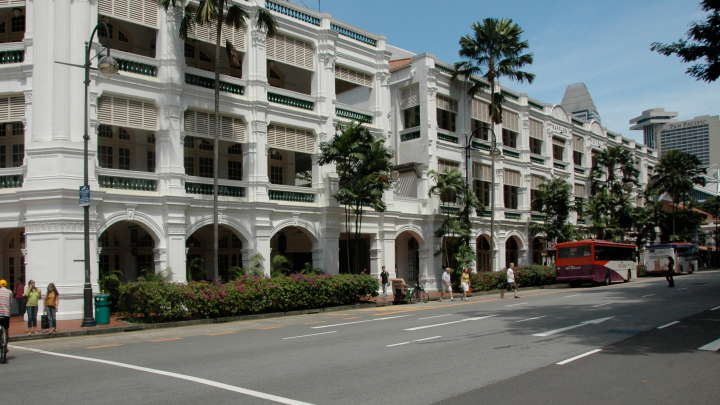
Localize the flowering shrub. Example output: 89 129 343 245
118 274 378 322
469 265 556 291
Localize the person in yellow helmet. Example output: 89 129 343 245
0 279 11 336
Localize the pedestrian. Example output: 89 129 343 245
14 278 25 317
460 267 471 301
24 280 41 335
0 279 11 338
442 267 453 301
666 256 675 288
380 266 390 297
44 283 59 334
506 263 519 298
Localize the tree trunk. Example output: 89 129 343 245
211 0 224 283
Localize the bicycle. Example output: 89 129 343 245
407 284 429 304
0 323 8 364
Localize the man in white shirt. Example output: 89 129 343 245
506 263 519 298
442 267 453 301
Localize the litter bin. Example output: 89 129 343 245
94 294 111 325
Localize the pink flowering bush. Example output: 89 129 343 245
118 274 378 321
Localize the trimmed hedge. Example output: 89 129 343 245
117 274 378 322
470 265 556 292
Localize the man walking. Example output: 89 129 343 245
442 267 453 301
506 263 519 298
380 266 390 297
666 257 675 288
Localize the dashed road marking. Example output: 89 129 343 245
710 305 720 311
10 345 315 405
282 331 337 340
387 336 442 348
207 331 235 336
418 314 453 320
657 321 680 329
698 337 720 351
150 337 182 343
533 316 614 337
641 294 656 298
515 316 546 323
556 349 602 365
386 341 411 348
592 302 612 308
563 294 580 298
87 344 123 350
312 315 409 329
506 302 528 307
404 315 495 331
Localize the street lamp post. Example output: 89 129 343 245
80 24 118 327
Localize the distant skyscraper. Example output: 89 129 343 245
659 115 720 167
629 108 678 150
560 83 601 123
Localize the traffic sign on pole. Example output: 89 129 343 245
79 185 91 207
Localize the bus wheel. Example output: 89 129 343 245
604 273 611 286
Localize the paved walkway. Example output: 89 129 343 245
7 315 128 338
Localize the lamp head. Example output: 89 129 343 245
98 54 119 77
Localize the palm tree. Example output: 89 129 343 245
649 150 706 240
160 1 276 282
428 168 468 267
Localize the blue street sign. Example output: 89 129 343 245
79 185 91 207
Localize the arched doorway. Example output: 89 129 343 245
532 237 546 265
395 231 421 285
186 225 243 282
98 221 156 282
505 236 520 268
476 235 491 272
442 236 462 270
0 228 25 293
271 226 313 274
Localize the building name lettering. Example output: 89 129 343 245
665 120 707 131
547 123 570 136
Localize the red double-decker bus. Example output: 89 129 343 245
556 240 637 286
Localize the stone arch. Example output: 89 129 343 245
186 216 253 248
476 234 492 272
97 211 164 248
504 235 523 268
186 223 246 282
97 219 159 282
531 236 547 265
271 225 316 274
270 218 319 242
589 120 603 136
394 225 425 243
395 230 422 285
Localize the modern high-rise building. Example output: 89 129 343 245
560 83 602 123
0 0 658 320
629 108 678 151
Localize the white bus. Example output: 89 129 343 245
644 243 698 274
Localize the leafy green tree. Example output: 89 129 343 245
428 168 475 267
701 195 720 250
529 178 574 244
649 149 706 240
586 146 639 241
161 0 276 281
650 0 720 82
319 122 393 273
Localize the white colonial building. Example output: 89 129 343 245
0 0 658 319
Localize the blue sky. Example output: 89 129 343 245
297 0 717 142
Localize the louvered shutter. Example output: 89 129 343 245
504 169 521 187
438 159 459 173
471 99 490 123
472 162 491 182
267 124 314 154
0 0 25 6
573 135 585 152
0 95 24 123
266 33 313 70
97 95 157 130
574 183 586 198
186 18 246 51
400 85 419 109
98 0 158 29
502 110 519 132
184 110 247 143
436 95 457 112
529 120 543 139
553 137 565 147
531 175 546 190
335 65 373 88
395 171 417 198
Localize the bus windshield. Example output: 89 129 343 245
558 245 591 259
595 245 635 261
677 246 697 257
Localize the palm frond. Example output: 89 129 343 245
225 4 249 29
195 0 217 25
257 8 277 37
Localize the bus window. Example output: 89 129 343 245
558 245 591 258
677 247 697 257
595 246 635 261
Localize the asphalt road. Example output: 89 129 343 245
3 271 720 405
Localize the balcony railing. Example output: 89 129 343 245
116 58 157 77
472 141 491 151
400 131 420 142
0 49 24 65
476 209 491 217
554 161 568 170
574 167 586 175
531 213 546 222
438 133 459 144
185 73 245 95
265 0 321 25
98 175 157 191
336 107 372 124
504 211 521 220
530 155 545 164
185 182 245 197
269 189 316 203
0 174 22 188
503 148 520 158
267 91 314 110
330 23 377 46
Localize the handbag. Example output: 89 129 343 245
41 311 49 330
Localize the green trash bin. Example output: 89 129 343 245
94 294 111 325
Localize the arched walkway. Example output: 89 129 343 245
98 221 156 282
505 236 521 268
476 235 491 272
0 228 25 292
271 226 314 274
531 236 546 265
395 231 421 285
186 225 244 282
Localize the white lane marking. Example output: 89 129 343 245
505 302 528 307
592 302 612 308
533 316 614 337
404 315 495 331
10 345 314 405
641 294 656 298
556 349 602 365
710 305 720 311
386 336 442 348
563 294 580 298
418 314 453 320
698 337 720 351
414 336 442 342
679 288 688 291
282 331 337 340
657 321 680 329
311 315 408 329
515 316 546 323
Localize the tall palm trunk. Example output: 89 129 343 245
212 0 224 282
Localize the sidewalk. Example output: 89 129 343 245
7 315 129 339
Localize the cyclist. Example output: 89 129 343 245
0 279 11 348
